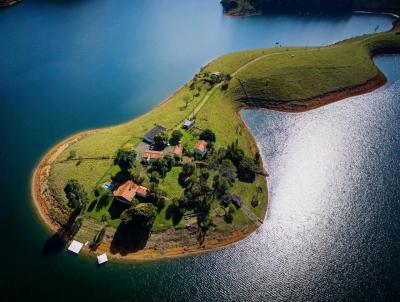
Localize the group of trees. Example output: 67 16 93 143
225 141 258 182
221 0 400 14
154 129 183 149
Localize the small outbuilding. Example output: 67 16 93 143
172 145 183 157
143 150 164 161
182 119 195 130
143 125 166 144
68 240 84 254
97 253 108 265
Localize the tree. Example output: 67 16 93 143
69 216 83 236
226 142 244 166
237 156 258 182
224 204 236 223
200 128 216 142
182 162 196 177
114 149 137 171
64 179 88 210
121 203 157 228
212 175 229 197
151 157 171 178
169 130 183 146
149 171 160 184
91 226 106 249
153 131 168 149
254 151 261 165
219 159 236 185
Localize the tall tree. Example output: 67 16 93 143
114 149 137 171
64 179 88 210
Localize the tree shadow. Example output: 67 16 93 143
110 222 150 256
95 193 112 211
42 230 67 255
42 208 81 256
108 199 129 220
87 198 97 212
111 170 130 184
165 204 183 226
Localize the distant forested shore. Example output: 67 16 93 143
221 0 400 16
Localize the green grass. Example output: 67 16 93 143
46 28 399 237
227 30 400 104
159 167 184 198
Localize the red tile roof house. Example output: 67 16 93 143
172 145 183 157
143 150 164 162
194 140 208 159
113 180 149 205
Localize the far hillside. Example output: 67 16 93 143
221 0 400 16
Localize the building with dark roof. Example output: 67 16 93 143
143 125 166 144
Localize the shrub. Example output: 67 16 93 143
251 196 259 207
200 128 216 142
67 150 77 160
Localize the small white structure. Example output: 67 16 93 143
97 253 108 265
68 240 84 254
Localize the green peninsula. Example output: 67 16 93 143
33 26 400 260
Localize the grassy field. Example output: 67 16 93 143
47 27 399 241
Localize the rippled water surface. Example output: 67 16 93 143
0 0 399 301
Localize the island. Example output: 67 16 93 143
220 0 400 16
32 22 400 261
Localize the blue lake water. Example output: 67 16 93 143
0 0 399 301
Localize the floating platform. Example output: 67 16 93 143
97 253 108 265
67 240 84 254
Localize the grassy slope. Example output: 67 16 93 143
48 28 399 236
228 30 400 104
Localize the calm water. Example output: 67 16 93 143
0 0 399 301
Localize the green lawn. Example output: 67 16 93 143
159 166 184 198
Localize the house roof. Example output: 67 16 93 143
172 145 183 156
143 125 166 144
114 180 138 202
136 185 149 197
114 181 149 202
194 140 208 152
143 150 164 159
